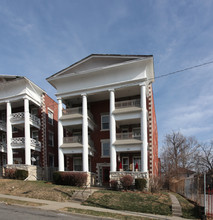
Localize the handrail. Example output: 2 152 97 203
116 132 141 140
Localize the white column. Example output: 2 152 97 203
24 98 31 165
109 89 116 172
82 94 88 172
140 83 148 173
6 101 13 165
58 98 64 171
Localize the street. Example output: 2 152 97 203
0 203 106 220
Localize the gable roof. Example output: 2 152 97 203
47 54 153 80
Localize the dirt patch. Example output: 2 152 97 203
0 179 77 202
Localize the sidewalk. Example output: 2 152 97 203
0 193 190 220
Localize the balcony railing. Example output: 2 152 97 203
29 114 41 127
116 132 141 140
63 136 82 144
11 112 40 127
11 112 24 120
30 138 41 148
11 137 41 149
11 137 25 145
0 120 6 130
63 135 94 148
115 99 140 109
62 107 94 120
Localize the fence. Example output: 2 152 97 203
170 173 213 219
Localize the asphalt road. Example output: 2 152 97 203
0 203 108 220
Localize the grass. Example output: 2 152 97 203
0 197 45 206
64 207 154 220
0 179 79 202
174 193 200 219
83 190 172 216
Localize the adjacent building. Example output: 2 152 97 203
0 75 58 180
47 54 158 185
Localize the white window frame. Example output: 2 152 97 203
101 114 109 130
122 157 129 171
73 157 82 171
48 109 54 125
101 140 110 158
48 131 54 147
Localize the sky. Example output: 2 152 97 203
0 0 213 150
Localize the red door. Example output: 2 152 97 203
102 167 110 185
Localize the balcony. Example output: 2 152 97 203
0 120 6 131
11 137 41 151
60 107 95 130
61 135 94 156
114 132 142 151
0 142 6 152
11 112 40 128
113 99 141 124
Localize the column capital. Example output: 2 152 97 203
81 93 87 97
57 97 62 101
108 89 115 92
139 82 146 87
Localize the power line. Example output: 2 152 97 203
152 60 213 81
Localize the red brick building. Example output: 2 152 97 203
47 54 159 185
0 76 58 180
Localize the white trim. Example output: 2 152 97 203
101 114 109 131
101 139 110 158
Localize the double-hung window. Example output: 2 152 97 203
101 114 109 130
101 140 110 157
48 110 54 125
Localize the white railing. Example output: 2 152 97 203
11 137 25 145
0 120 6 130
30 138 41 148
62 107 94 120
115 99 140 108
11 112 25 120
116 132 141 140
63 136 82 143
29 114 41 126
63 136 94 147
63 107 82 115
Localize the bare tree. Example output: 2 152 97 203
161 131 199 179
195 141 213 172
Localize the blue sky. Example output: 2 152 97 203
0 0 213 149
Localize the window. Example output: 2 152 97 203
133 157 141 171
49 154 54 167
122 157 129 171
101 114 109 130
48 132 54 147
12 126 19 133
73 158 82 171
101 140 110 157
48 110 53 125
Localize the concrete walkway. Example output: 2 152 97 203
0 193 189 220
169 193 182 217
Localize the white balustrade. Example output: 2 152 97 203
115 99 140 108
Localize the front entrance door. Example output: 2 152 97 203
102 167 110 185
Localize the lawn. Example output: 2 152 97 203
83 190 172 216
0 179 78 202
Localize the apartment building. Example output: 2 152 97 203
0 75 58 180
47 54 158 185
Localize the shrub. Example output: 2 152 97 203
5 168 16 179
53 171 87 186
120 175 133 190
135 178 147 191
149 177 162 193
110 180 118 190
15 169 28 180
